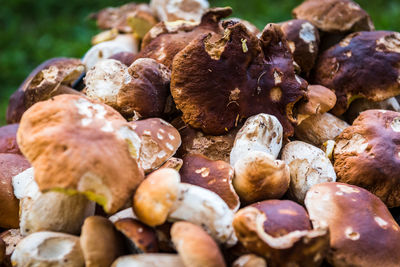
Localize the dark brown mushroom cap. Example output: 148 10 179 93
313 31 400 116
135 7 232 68
292 0 374 33
171 22 308 137
251 200 312 238
114 218 158 253
305 182 400 266
280 19 320 74
7 58 84 124
180 154 240 210
333 110 400 207
0 124 21 154
0 153 30 229
109 52 136 66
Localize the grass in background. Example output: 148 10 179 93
1 0 400 125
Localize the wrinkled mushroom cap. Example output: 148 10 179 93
313 31 400 116
150 0 209 22
292 0 374 33
171 221 226 267
0 124 21 154
305 182 400 266
334 110 400 207
17 95 144 214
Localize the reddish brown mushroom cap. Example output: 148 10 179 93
313 31 400 116
305 182 400 266
334 110 400 207
171 22 309 137
0 153 30 229
0 124 21 154
180 154 240 210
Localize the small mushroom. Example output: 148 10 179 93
0 153 30 229
12 168 95 236
133 168 180 227
6 58 84 124
129 118 181 173
305 182 400 266
11 231 84 267
17 95 144 214
230 114 283 166
150 0 209 22
313 31 400 116
80 216 124 267
114 218 158 253
171 221 226 267
233 200 329 267
232 254 267 267
111 254 184 267
0 124 21 154
0 229 23 266
334 110 400 207
85 58 171 121
180 154 240 211
280 19 320 75
282 141 336 203
233 151 290 204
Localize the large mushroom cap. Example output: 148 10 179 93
305 182 400 266
17 94 144 213
334 109 400 207
313 31 400 116
292 0 374 33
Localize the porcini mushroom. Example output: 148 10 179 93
150 0 209 22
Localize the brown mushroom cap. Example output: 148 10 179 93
0 153 30 229
17 95 144 214
129 118 181 173
334 110 400 207
80 216 124 267
171 21 310 137
7 58 84 124
305 182 400 266
0 124 21 154
280 19 320 74
292 0 374 33
171 221 227 267
150 0 209 23
114 218 158 253
180 154 240 210
109 51 136 66
313 31 400 116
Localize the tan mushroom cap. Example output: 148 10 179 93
111 254 184 267
232 254 267 267
305 182 400 266
17 94 144 214
233 151 290 204
0 153 30 229
292 0 374 33
0 124 21 154
80 216 124 267
130 118 181 173
133 168 180 227
0 229 23 266
171 221 226 267
114 218 158 253
150 0 209 22
334 110 400 207
180 154 240 210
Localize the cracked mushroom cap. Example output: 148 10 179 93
11 231 84 267
180 154 239 211
17 95 144 214
114 218 158 253
333 110 400 207
171 221 226 267
0 124 21 154
150 0 209 22
136 7 232 68
85 58 171 121
233 201 329 267
80 216 124 267
171 21 310 137
305 182 400 266
313 31 400 116
0 153 30 229
280 19 320 74
292 0 374 33
129 118 181 173
233 151 290 204
6 58 84 124
111 254 184 267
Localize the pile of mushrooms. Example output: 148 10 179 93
2 0 400 266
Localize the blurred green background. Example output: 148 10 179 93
1 0 400 125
